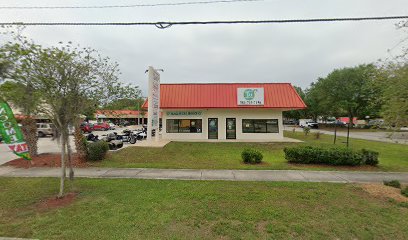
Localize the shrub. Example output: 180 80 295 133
361 149 379 166
402 187 408 197
86 141 109 161
241 149 263 164
283 146 377 166
303 127 310 136
383 180 401 189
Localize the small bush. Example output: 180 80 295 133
283 146 380 166
241 149 263 164
303 127 311 136
87 141 109 161
402 187 408 197
361 149 379 166
383 180 401 189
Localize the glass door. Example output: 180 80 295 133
208 118 218 139
226 118 236 139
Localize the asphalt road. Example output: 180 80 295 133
284 125 408 144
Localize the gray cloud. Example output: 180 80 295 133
1 0 407 94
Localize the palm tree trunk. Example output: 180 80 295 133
66 135 75 180
21 117 38 157
58 133 66 198
73 121 87 162
346 115 353 148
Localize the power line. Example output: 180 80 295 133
1 16 408 29
0 0 263 9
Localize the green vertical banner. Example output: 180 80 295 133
0 101 31 160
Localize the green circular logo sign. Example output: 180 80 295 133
244 89 256 100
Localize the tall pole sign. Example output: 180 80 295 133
147 66 160 142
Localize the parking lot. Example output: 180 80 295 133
0 125 148 165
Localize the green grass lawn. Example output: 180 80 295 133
1 178 407 239
93 131 408 172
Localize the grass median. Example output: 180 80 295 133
0 177 407 239
92 131 408 171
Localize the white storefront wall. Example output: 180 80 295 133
162 108 284 141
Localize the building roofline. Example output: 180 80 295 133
287 84 307 109
160 106 307 109
159 82 293 85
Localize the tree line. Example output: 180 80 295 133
284 63 408 129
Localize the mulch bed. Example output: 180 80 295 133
5 153 89 168
360 184 408 203
36 192 79 210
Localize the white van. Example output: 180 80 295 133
299 119 319 129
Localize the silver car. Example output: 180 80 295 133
36 123 54 137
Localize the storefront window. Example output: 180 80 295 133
266 119 279 133
166 119 202 133
179 119 192 133
254 120 267 133
242 119 279 133
242 119 254 133
167 119 179 133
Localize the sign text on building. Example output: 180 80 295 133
166 111 202 116
237 88 264 105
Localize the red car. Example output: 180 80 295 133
92 122 110 131
80 122 93 133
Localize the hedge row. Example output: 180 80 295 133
283 146 379 166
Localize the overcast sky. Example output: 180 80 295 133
1 0 407 94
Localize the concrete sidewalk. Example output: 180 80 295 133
1 166 408 183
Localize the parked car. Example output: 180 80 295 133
326 120 347 127
283 119 298 125
80 122 93 133
36 123 54 137
108 122 116 130
306 121 319 129
367 119 385 128
120 120 130 127
93 122 110 131
299 119 319 129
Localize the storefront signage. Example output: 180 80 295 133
167 111 202 116
147 66 160 141
237 88 264 105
